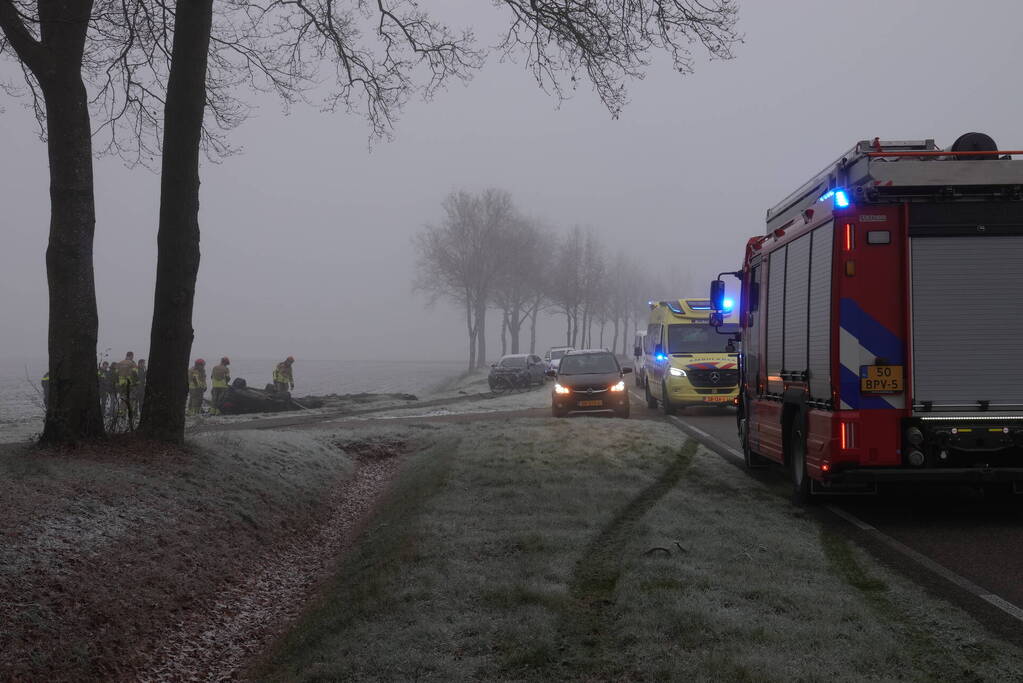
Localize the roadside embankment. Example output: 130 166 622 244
0 430 359 680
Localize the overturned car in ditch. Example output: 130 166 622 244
217 378 317 415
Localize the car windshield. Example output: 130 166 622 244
666 324 733 353
550 349 569 360
558 353 619 375
500 356 527 368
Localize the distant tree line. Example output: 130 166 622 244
414 188 671 371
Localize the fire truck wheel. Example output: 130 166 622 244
789 421 813 504
661 383 676 415
645 381 658 409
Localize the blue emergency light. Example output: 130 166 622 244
722 298 734 311
818 188 851 209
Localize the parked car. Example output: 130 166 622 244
489 354 546 392
548 349 632 418
543 346 574 373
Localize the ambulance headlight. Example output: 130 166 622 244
669 367 687 377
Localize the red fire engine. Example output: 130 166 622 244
711 133 1023 500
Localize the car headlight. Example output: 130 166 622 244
669 367 687 377
554 383 571 394
610 380 626 392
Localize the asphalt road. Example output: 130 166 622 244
628 389 1023 634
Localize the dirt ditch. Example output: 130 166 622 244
0 434 410 681
138 438 409 681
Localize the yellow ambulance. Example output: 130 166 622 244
641 299 739 414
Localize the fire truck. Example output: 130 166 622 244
710 133 1023 500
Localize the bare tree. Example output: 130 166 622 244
0 0 106 443
414 189 514 370
525 231 555 354
491 216 547 355
547 227 585 346
578 231 606 348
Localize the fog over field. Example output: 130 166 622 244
2 0 1022 362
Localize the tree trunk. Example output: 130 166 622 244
529 308 538 354
465 299 476 371
33 1 105 445
500 309 508 356
475 304 488 368
38 74 104 444
139 0 214 443
509 308 522 354
509 318 521 354
580 307 588 347
611 318 619 354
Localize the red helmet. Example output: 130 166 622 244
221 356 230 364
196 358 205 365
286 356 295 363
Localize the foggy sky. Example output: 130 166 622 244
3 0 1022 363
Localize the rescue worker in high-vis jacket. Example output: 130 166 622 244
273 356 295 394
112 352 139 414
210 357 231 415
187 358 207 415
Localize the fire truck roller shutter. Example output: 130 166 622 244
807 224 833 400
766 248 786 384
911 234 1023 407
783 234 811 374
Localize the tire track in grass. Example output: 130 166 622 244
556 439 698 677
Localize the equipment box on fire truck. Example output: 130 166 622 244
711 133 1023 500
641 298 740 414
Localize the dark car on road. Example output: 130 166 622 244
489 354 546 392
549 349 632 418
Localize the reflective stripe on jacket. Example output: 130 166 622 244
189 367 207 390
273 363 293 384
211 364 230 388
115 359 138 386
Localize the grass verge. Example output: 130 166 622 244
254 417 1023 682
0 430 353 680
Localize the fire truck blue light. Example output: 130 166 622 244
723 298 734 310
834 190 850 208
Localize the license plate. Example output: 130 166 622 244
578 400 603 407
704 396 732 403
860 365 904 393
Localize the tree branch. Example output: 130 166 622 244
0 0 53 75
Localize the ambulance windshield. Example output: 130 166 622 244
667 324 732 354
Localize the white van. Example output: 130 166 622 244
543 346 574 373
